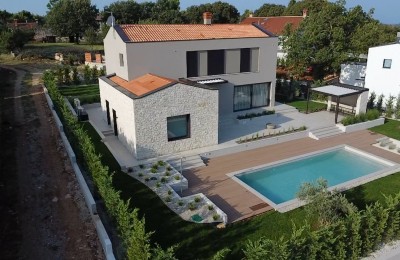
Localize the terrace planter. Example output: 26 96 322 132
336 117 385 133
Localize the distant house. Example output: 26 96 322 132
241 9 307 59
99 12 278 159
364 32 400 101
6 19 38 31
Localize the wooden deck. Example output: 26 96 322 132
182 130 400 223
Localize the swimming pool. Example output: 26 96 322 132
228 145 398 212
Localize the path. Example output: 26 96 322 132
0 65 104 259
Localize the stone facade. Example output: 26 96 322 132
133 83 218 159
99 79 218 160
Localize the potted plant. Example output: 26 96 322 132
266 123 276 129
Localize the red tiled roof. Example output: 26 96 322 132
109 73 177 97
118 24 270 42
241 16 304 35
6 22 38 30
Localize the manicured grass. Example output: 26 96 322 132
369 119 400 140
287 100 327 113
59 84 100 104
79 121 400 259
59 84 99 96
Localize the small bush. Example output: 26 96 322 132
150 168 157 174
168 190 173 195
167 166 172 171
161 177 167 183
156 182 161 188
145 177 150 182
165 196 171 202
194 197 201 203
165 171 170 176
208 205 214 211
139 164 144 169
174 175 180 180
341 109 380 126
151 164 158 170
178 200 184 206
158 160 166 166
138 173 143 177
188 202 197 211
213 214 220 221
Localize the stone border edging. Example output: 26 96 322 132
43 86 115 260
336 117 385 133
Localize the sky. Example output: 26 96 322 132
0 0 399 24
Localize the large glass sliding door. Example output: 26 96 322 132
233 85 251 111
234 82 271 111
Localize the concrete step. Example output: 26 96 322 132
102 129 114 136
275 107 298 114
309 125 344 140
167 155 206 171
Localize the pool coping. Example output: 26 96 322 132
227 145 400 213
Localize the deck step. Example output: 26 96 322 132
102 129 114 136
309 125 344 140
167 154 206 171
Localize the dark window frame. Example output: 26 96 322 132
167 114 191 142
207 49 225 76
119 53 124 67
383 59 392 69
233 83 271 112
240 48 251 72
186 51 198 77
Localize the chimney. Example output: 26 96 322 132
302 8 308 18
249 13 253 18
203 12 212 25
397 32 400 43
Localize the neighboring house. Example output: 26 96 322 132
6 19 38 31
241 9 307 59
339 62 366 87
364 33 400 101
99 13 278 160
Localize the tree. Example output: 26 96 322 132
284 1 348 79
0 28 34 53
103 0 141 24
254 4 285 17
84 27 100 49
152 0 183 24
47 0 61 10
46 0 98 43
367 92 376 109
284 0 329 16
297 178 357 226
183 1 239 24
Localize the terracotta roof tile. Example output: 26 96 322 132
109 73 177 97
118 24 269 42
241 16 304 35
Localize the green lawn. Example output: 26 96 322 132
59 84 100 104
286 100 327 113
79 120 400 259
369 119 400 140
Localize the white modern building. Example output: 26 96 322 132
365 34 400 101
339 63 366 87
99 13 278 160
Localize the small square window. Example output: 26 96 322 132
167 115 190 141
119 53 124 67
383 59 392 69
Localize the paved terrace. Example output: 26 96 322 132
182 130 400 222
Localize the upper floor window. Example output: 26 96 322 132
383 59 392 69
119 53 124 67
186 48 259 77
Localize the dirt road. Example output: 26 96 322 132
0 65 104 260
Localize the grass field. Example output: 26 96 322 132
287 100 327 113
78 119 400 259
59 84 100 104
369 119 400 140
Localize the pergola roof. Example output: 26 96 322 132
312 85 363 97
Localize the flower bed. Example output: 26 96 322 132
237 126 307 144
128 161 227 224
236 110 275 120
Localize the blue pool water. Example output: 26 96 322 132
236 148 388 204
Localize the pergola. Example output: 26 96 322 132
306 85 369 123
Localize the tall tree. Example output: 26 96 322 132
284 0 329 16
152 0 182 24
183 1 239 24
254 4 285 17
240 9 252 22
46 0 98 43
103 0 141 24
284 1 348 79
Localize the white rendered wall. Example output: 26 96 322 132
133 83 219 160
365 44 400 100
103 27 128 80
340 63 366 87
356 91 369 115
123 37 278 108
99 79 137 155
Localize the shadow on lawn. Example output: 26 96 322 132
344 185 369 210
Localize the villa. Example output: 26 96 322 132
99 13 278 160
364 32 400 101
